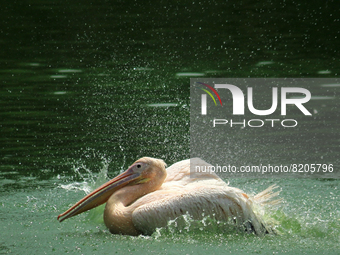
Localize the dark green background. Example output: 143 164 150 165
1 0 339 179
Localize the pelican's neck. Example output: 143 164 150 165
104 169 166 235
110 183 153 207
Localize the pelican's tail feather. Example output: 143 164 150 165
254 185 282 207
250 185 282 235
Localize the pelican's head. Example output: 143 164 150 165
57 157 167 222
136 156 167 181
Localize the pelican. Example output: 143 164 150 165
58 157 280 236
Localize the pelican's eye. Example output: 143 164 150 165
133 162 147 172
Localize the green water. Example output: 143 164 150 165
1 1 340 254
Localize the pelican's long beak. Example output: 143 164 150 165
57 167 141 222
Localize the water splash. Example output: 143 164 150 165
59 157 112 224
152 212 249 240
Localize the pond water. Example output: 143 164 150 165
1 1 339 254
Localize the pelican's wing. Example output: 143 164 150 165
131 184 269 236
164 158 227 185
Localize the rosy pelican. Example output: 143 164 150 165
58 157 279 236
